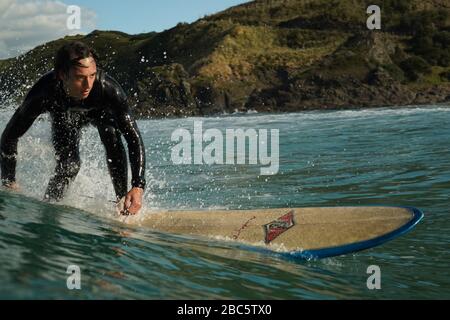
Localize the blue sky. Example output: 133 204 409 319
0 0 250 59
61 0 251 34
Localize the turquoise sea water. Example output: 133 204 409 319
0 105 449 299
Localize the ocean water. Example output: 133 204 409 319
0 105 449 299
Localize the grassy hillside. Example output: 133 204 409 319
0 0 449 116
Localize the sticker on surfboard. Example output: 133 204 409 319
263 210 295 244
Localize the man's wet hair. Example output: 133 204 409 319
54 41 99 76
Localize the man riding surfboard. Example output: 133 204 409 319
0 41 145 215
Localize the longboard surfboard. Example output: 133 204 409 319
129 206 423 260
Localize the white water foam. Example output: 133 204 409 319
0 111 156 219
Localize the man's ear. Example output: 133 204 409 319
57 70 67 81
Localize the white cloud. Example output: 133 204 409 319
0 0 96 59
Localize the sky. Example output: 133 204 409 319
0 0 250 59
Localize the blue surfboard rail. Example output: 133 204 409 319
238 206 424 260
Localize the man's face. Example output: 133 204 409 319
61 57 97 100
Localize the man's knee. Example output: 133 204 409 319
58 159 81 180
45 159 80 201
99 126 123 148
105 142 126 165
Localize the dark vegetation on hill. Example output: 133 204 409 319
0 0 449 117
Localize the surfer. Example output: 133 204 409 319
0 41 145 215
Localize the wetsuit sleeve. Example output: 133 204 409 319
0 86 46 185
106 78 146 189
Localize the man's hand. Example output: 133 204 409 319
123 187 144 215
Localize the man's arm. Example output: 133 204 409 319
104 75 146 213
115 110 147 189
1 86 46 186
104 75 146 190
115 110 146 215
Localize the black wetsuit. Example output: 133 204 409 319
0 70 146 200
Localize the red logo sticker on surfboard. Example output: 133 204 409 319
263 210 295 244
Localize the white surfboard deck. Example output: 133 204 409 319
121 205 423 259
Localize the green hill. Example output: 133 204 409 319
1 0 449 117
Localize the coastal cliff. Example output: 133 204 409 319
0 0 449 117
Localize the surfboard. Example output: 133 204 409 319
130 206 423 260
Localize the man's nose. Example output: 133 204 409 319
82 78 90 89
